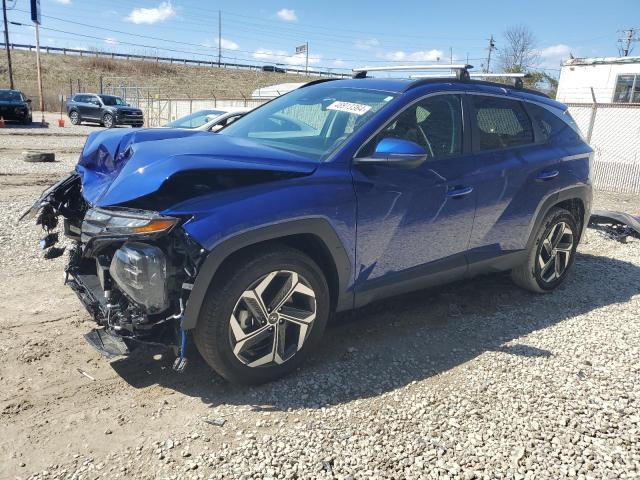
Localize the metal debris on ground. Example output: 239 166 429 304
76 368 95 381
588 210 640 243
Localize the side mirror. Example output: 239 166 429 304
354 138 428 168
26 98 32 103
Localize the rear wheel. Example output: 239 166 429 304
69 110 81 125
511 207 578 292
102 113 114 128
195 245 330 384
22 115 32 125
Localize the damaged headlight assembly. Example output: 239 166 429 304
109 242 169 313
81 207 178 241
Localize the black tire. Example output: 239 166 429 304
511 207 579 293
194 245 330 385
22 115 32 125
102 113 114 128
22 151 55 162
133 123 143 128
69 110 81 125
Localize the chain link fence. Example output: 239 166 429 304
566 101 640 194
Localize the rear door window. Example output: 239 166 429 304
472 96 534 150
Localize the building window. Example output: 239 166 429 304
613 74 640 103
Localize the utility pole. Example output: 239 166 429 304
618 28 639 57
305 41 309 76
449 46 453 64
2 0 14 89
34 20 44 122
217 10 221 67
485 34 496 73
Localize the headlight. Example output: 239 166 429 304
109 242 168 313
81 207 177 241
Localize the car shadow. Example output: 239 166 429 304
110 251 639 409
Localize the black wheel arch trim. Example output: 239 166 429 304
181 217 352 330
525 184 592 252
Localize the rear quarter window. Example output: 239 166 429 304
472 96 534 150
527 103 582 145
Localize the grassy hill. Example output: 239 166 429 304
0 49 322 111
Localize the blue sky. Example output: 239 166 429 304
4 0 639 76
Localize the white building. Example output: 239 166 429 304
556 56 640 194
556 56 640 104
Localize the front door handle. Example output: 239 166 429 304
536 169 559 181
446 186 474 199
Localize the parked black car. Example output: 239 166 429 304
0 89 32 125
262 65 286 73
66 93 144 128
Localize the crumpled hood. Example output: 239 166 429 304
77 128 318 207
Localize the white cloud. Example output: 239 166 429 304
536 44 574 68
104 37 119 45
72 46 89 51
219 38 239 51
55 0 72 4
380 49 443 62
355 38 379 50
125 2 176 25
252 48 320 66
333 59 347 67
276 8 297 21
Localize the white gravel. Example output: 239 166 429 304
0 120 638 480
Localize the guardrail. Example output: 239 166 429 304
0 42 350 78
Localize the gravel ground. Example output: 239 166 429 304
0 123 639 480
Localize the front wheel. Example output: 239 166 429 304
194 245 330 384
69 110 81 125
511 207 579 293
102 113 114 128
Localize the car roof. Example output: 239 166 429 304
307 77 565 111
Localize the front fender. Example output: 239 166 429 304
181 217 352 329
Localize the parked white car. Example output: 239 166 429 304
164 107 251 132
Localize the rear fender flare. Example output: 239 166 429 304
181 217 352 330
525 185 592 251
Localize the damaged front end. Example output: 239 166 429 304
23 173 205 369
21 127 318 370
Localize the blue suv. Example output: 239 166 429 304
24 69 592 384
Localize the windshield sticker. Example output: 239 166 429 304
383 96 394 102
326 101 372 116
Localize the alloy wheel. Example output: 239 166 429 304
538 221 574 284
229 270 316 368
70 111 79 124
103 114 113 128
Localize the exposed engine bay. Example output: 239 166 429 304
22 172 205 367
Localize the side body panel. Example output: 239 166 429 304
465 88 593 274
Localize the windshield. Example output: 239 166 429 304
0 90 22 102
165 109 225 128
220 86 396 161
99 95 126 106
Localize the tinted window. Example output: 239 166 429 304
473 96 534 150
362 94 463 158
527 103 581 145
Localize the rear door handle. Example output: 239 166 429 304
536 169 559 181
446 186 474 198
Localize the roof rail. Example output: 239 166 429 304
408 72 531 89
352 64 473 81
